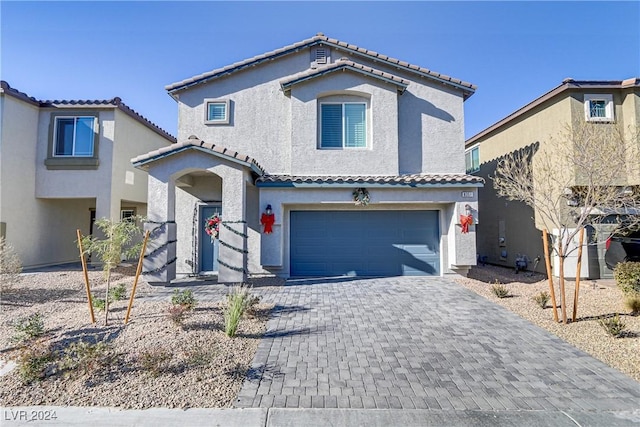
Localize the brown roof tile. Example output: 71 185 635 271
1 81 175 143
280 60 410 94
256 174 484 187
165 34 476 98
466 78 640 146
131 136 265 175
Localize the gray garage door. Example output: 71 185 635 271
290 210 440 277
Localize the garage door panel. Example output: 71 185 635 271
290 210 440 277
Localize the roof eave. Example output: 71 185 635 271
281 64 409 95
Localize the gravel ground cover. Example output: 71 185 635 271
455 264 640 383
0 267 275 409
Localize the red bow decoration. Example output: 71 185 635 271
260 213 275 234
460 214 473 234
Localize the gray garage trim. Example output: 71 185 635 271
290 210 440 277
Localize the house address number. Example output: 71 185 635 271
461 191 474 198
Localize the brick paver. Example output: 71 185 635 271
235 277 640 410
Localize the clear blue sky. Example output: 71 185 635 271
2 1 639 140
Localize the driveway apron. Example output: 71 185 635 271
236 277 640 411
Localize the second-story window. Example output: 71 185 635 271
320 102 366 148
584 94 614 122
465 146 480 173
204 99 230 124
54 116 96 157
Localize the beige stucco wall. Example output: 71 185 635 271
470 86 639 277
1 97 171 268
0 94 41 266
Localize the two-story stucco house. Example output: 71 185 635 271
133 34 483 284
465 78 640 279
0 81 175 268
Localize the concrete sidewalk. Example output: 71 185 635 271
2 406 640 427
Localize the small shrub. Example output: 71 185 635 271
245 294 262 317
185 344 218 367
0 237 22 292
138 348 172 377
92 295 108 312
533 291 551 309
171 289 197 311
109 283 127 301
61 339 112 375
224 284 253 337
624 296 640 315
599 314 627 338
12 313 45 343
17 340 54 384
491 282 510 298
167 304 188 326
614 261 640 296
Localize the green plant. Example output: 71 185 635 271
109 283 127 301
599 314 627 338
491 282 510 298
12 313 45 343
80 216 145 326
171 289 197 311
92 295 107 312
17 340 54 384
167 304 188 326
624 295 640 315
614 261 640 297
138 348 171 377
533 291 551 308
224 284 254 337
61 339 112 375
0 237 22 292
184 344 218 367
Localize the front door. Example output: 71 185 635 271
200 205 221 273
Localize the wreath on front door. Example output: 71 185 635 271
353 188 370 206
205 214 221 241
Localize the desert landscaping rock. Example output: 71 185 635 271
455 264 640 382
0 267 275 409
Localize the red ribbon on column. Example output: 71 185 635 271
460 214 473 234
260 213 275 234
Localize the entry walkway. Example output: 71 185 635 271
236 277 640 412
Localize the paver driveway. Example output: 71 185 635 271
236 277 640 411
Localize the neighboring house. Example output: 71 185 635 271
133 33 483 284
0 81 175 268
465 78 640 279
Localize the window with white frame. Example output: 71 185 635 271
120 209 136 222
320 102 367 148
204 99 230 124
465 146 480 173
584 94 614 122
53 116 96 157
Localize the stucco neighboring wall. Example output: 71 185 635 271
0 94 40 265
112 109 172 205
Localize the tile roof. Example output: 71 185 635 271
165 33 476 99
280 59 410 94
256 174 484 187
131 135 265 175
0 80 175 143
466 77 640 146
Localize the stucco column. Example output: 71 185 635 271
218 168 247 283
449 201 478 273
144 173 177 285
